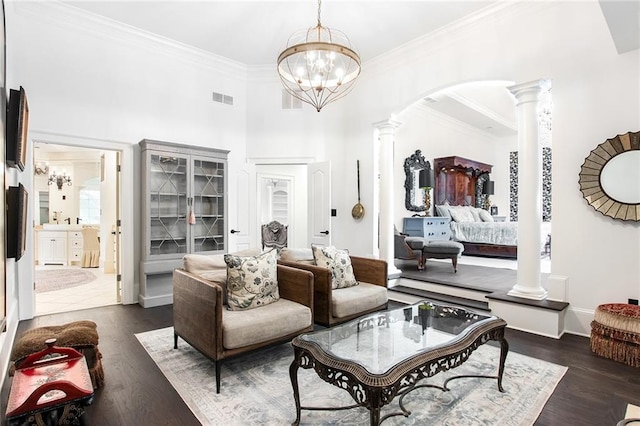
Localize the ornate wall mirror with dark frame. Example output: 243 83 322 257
403 150 431 213
579 130 640 221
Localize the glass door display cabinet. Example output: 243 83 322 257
139 140 229 307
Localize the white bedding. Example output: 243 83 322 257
450 221 551 250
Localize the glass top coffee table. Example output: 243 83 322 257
290 301 508 425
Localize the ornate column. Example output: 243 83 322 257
507 79 550 300
373 119 402 277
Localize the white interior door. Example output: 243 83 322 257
114 151 122 303
308 161 331 246
229 163 256 252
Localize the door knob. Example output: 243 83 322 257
320 230 329 235
230 229 240 234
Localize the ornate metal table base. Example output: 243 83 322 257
290 324 508 425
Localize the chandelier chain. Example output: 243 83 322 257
317 0 322 27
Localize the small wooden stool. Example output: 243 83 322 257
6 339 95 426
590 303 640 367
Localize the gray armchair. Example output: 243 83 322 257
394 231 427 269
395 231 463 272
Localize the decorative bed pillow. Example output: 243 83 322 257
224 249 279 311
449 206 475 223
478 209 494 222
435 204 452 218
311 245 359 289
469 207 482 222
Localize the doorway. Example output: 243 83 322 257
255 164 309 249
33 142 121 315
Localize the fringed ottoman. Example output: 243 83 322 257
10 320 105 389
590 303 640 367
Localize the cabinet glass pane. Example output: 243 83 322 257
149 154 188 255
150 217 187 255
192 159 225 253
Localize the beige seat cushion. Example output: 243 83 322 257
183 248 262 277
279 247 315 265
222 299 312 349
332 282 388 319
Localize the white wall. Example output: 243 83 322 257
394 103 516 230
1 0 250 386
346 1 639 334
254 1 639 335
1 1 639 389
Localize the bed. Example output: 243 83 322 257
435 204 551 258
431 156 549 258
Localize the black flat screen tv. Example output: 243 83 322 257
7 183 28 260
6 86 28 171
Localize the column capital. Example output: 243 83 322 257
372 119 403 133
508 79 551 106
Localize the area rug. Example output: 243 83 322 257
136 327 567 425
35 269 97 293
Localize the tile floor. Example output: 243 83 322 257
35 265 119 316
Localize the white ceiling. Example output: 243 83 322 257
55 1 635 137
62 1 495 65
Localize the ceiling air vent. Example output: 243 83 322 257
212 91 233 106
282 89 302 110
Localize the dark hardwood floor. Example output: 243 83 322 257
2 302 639 425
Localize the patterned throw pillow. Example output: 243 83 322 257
224 249 279 311
311 245 359 289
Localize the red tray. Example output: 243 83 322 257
6 339 94 419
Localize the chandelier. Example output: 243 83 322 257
49 171 72 190
277 0 361 112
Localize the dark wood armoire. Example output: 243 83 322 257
433 156 492 207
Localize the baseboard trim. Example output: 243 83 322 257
139 293 173 308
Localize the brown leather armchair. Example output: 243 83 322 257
173 263 314 393
279 253 388 327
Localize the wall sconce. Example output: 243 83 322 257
49 171 72 190
34 162 49 176
419 167 435 216
483 180 495 210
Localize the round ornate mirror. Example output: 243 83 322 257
579 130 640 221
403 150 430 212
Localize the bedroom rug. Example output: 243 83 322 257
35 268 97 293
136 326 567 425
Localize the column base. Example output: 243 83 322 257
388 265 402 279
507 285 548 301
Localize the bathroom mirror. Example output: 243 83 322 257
403 149 431 212
579 130 640 221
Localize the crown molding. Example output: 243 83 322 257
246 65 280 83
12 0 247 80
364 1 557 77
